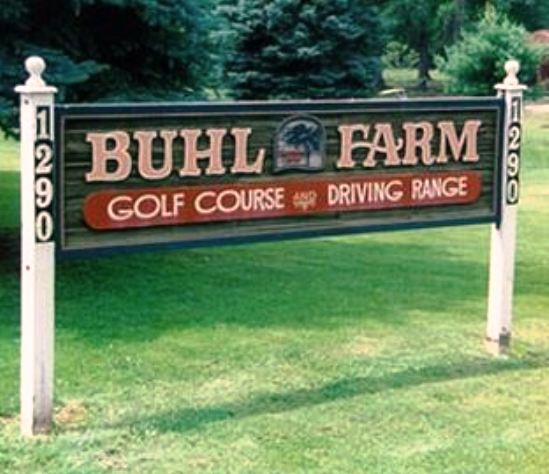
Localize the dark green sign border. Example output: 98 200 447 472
54 97 505 258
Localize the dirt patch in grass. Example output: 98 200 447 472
55 400 88 428
0 414 17 427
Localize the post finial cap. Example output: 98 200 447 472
503 59 520 86
24 56 47 87
15 55 57 94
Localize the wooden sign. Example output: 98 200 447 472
55 99 503 255
16 56 524 436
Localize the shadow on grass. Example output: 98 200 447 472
0 169 19 219
0 229 19 274
119 351 549 434
47 232 491 342
0 169 21 276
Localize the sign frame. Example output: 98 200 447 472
16 56 524 436
54 97 505 258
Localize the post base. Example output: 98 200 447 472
485 333 511 356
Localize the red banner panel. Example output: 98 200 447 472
84 171 482 230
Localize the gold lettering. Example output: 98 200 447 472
363 123 403 168
402 121 434 165
336 124 370 169
85 131 132 182
230 128 265 174
180 128 227 177
134 130 177 180
436 120 481 163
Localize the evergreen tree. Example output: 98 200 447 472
222 0 386 100
0 0 217 134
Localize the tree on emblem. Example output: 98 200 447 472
282 122 323 162
275 117 325 171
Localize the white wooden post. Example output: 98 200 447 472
486 60 526 355
15 57 57 435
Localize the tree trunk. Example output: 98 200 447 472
452 0 466 42
417 33 431 91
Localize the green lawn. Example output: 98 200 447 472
1 111 548 473
382 68 448 97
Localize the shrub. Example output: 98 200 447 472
382 41 419 69
437 8 543 96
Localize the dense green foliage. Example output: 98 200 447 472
0 0 546 133
438 9 544 96
486 0 549 32
0 0 216 133
382 41 419 69
382 0 548 89
221 0 386 99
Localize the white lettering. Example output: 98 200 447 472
106 193 186 221
328 180 404 206
411 176 468 200
194 187 285 215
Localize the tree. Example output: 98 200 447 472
502 0 549 31
465 0 549 32
221 0 386 100
382 0 520 90
437 8 543 96
384 0 448 89
0 0 217 134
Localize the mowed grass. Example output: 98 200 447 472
0 137 19 228
382 68 448 97
0 111 548 473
